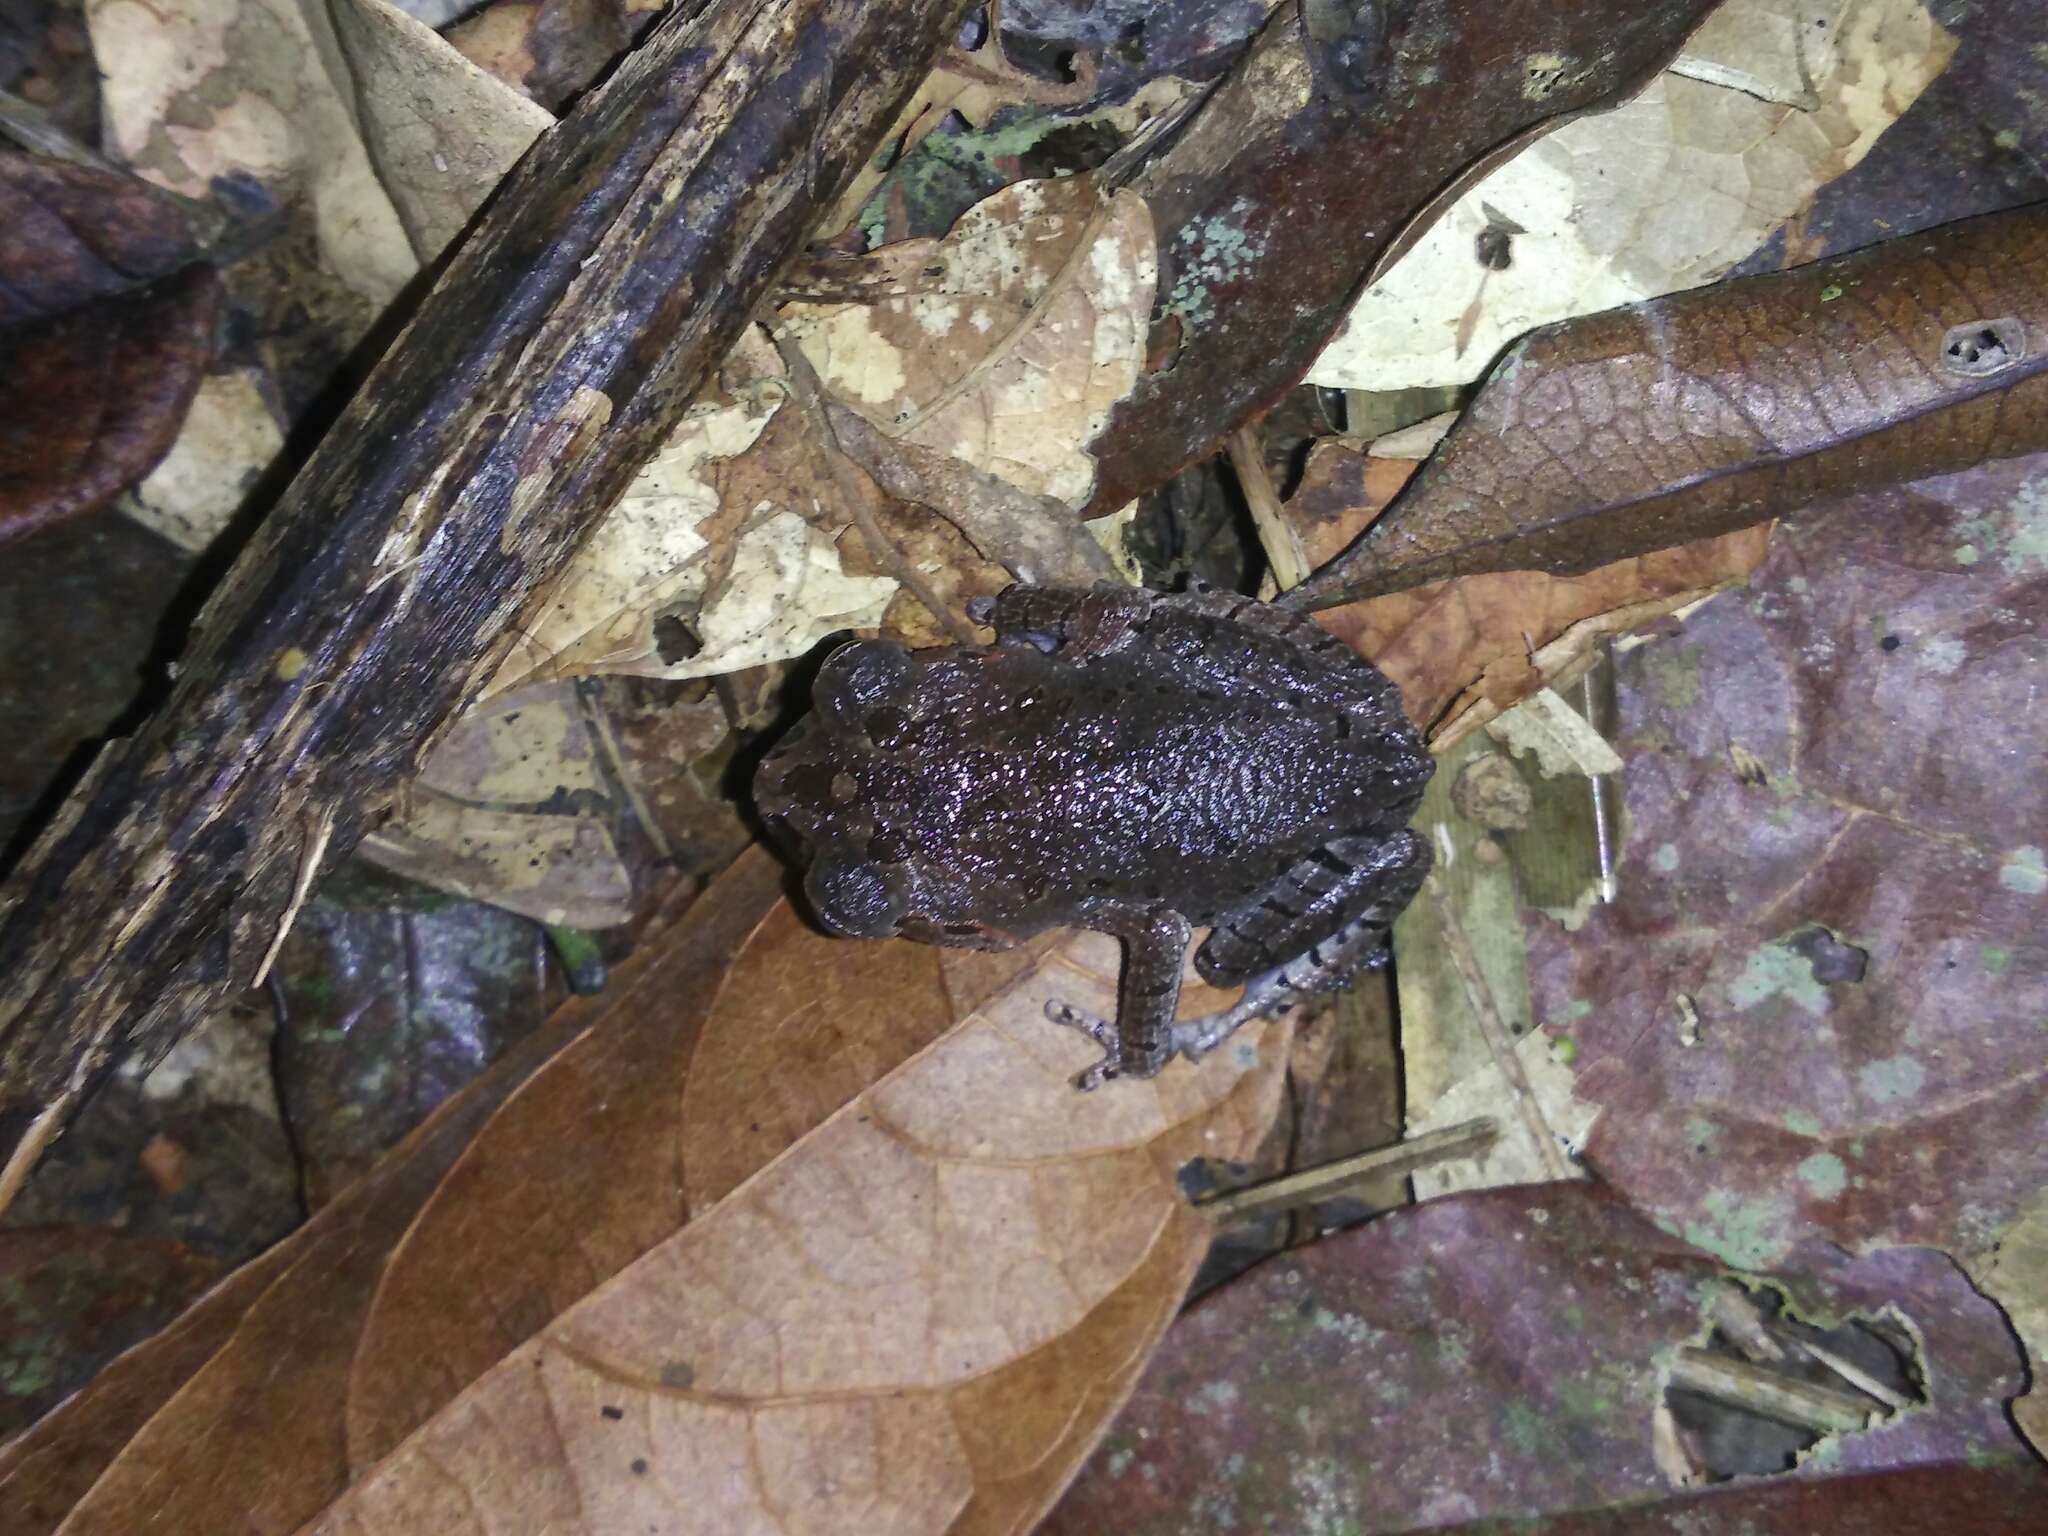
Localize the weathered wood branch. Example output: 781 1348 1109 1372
0 0 971 1201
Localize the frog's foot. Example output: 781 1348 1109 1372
1042 999 1126 1090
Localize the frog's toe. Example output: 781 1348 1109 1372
1046 997 1117 1047
1045 999 1122 1089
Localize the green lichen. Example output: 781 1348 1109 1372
1796 1152 1849 1200
1857 1055 1928 1106
1161 199 1266 334
1998 846 2047 895
1729 939 1830 1017
1679 1188 1793 1269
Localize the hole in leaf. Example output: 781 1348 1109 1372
1658 1279 1925 1484
1940 316 2026 377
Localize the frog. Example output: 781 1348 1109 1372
753 582 1434 1088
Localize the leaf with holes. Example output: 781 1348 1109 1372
1043 1183 2032 1534
1289 202 2048 609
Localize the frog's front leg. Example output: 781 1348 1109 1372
1044 905 1191 1089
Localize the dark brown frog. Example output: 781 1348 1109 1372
754 584 1433 1087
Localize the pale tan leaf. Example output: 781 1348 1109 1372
330 0 555 264
120 368 285 551
360 681 635 927
86 0 418 307
1311 0 1957 391
782 175 1157 508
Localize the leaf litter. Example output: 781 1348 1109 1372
0 853 1288 1534
5 0 2047 1530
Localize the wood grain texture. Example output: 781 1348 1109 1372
0 0 972 1197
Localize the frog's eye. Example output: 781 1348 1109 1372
805 854 907 938
864 706 912 749
820 640 914 711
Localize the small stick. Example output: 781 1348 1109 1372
1195 1117 1499 1222
771 333 977 645
1226 425 1306 593
1668 1348 1877 1434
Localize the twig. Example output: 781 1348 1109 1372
822 398 1119 586
1226 424 1306 592
1425 871 1576 1182
1668 1348 1877 1434
771 333 977 644
1195 1117 1499 1223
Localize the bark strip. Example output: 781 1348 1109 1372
0 0 970 1199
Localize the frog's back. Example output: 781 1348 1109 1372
918 607 1428 918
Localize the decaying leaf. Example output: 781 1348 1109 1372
331 0 556 263
1288 442 1771 738
0 151 221 544
1081 0 1721 515
783 172 1156 509
492 175 1153 697
1289 201 2048 608
1528 451 2048 1271
1978 1188 2048 1458
1045 1183 2032 1534
119 366 285 550
1312 0 1957 391
360 681 639 926
85 0 416 307
1 266 221 546
486 330 908 694
0 853 1288 1534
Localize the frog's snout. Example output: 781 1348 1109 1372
805 854 908 939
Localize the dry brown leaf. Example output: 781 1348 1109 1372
497 174 1157 696
1293 202 2048 608
3 852 1287 1534
1289 441 1772 739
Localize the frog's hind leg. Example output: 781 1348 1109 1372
1043 905 1192 1089
1198 831 1429 985
1177 831 1432 1061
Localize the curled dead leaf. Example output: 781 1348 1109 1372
1292 202 2048 609
1287 442 1771 740
0 151 223 544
